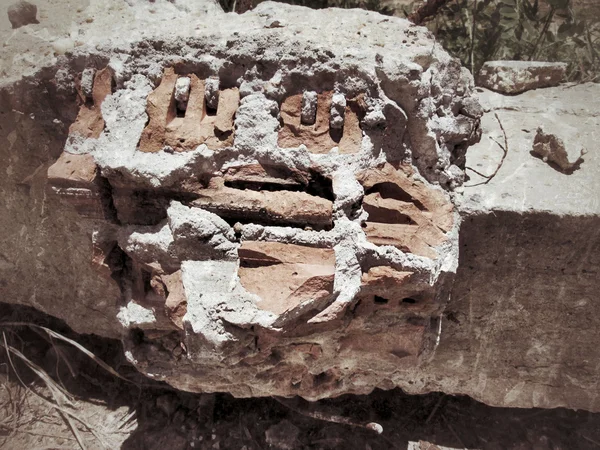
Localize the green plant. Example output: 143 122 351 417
425 0 600 81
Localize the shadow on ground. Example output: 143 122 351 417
1 302 599 450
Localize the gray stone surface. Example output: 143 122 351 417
330 92 346 129
204 77 219 110
174 76 191 111
301 90 318 126
462 84 599 216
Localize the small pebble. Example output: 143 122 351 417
7 0 39 29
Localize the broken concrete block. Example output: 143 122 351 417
9 0 600 417
532 125 585 173
3 1 490 408
478 61 567 95
450 82 600 411
7 0 39 28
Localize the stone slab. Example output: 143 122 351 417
429 83 600 411
478 61 567 95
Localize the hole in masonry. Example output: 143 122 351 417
239 258 280 269
329 126 343 143
313 370 336 387
374 296 389 304
363 203 415 225
214 129 232 141
141 269 153 294
223 169 334 201
104 244 130 296
365 182 426 210
205 105 217 117
306 169 335 201
402 298 417 304
176 106 186 118
129 328 145 345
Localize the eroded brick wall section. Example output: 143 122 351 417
40 13 476 399
139 68 239 153
278 91 365 155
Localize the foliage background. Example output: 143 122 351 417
425 0 599 81
219 0 599 81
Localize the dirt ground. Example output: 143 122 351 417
1 303 600 450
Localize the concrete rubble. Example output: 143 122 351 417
532 124 586 172
0 0 599 413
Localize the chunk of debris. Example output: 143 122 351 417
478 61 567 95
7 0 39 28
174 76 191 111
301 90 318 125
205 77 220 110
330 92 346 129
532 126 586 173
81 68 96 99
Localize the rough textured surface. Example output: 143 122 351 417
478 61 568 95
238 241 335 316
2 0 477 401
1 0 599 413
138 68 239 153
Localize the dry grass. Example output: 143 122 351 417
0 323 138 450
